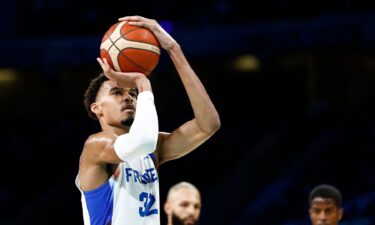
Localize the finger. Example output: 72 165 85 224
102 58 111 70
96 57 104 66
97 57 110 69
127 21 145 27
97 57 107 71
97 58 112 76
118 15 145 21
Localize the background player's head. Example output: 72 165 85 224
308 184 343 225
83 73 137 127
164 182 201 225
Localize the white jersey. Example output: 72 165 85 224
75 154 160 225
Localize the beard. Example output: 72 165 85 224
121 116 134 127
172 213 199 225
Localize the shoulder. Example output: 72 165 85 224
80 131 118 167
81 131 117 161
84 131 117 149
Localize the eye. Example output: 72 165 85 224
129 90 138 98
312 208 321 214
113 90 121 95
325 208 333 215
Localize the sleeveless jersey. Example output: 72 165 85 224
75 154 160 225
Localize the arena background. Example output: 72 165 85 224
0 0 374 224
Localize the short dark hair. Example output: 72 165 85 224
308 184 342 208
83 74 109 120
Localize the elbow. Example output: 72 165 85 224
212 117 221 133
206 115 221 135
114 132 158 161
131 131 158 157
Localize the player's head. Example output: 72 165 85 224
308 184 343 225
83 73 138 127
164 182 201 225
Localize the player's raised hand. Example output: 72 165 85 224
118 15 178 51
97 57 147 89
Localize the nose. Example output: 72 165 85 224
186 205 196 215
123 93 134 103
318 211 328 221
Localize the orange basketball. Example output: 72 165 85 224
100 21 161 76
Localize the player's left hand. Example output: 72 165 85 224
118 15 178 51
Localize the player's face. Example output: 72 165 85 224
169 188 201 225
309 198 343 225
95 81 137 127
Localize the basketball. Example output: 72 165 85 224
100 21 161 76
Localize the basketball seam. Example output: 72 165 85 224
111 36 124 53
123 27 141 36
122 28 159 46
111 35 158 53
118 47 159 54
119 50 151 74
108 37 115 50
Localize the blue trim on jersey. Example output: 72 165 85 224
148 153 158 169
83 180 114 225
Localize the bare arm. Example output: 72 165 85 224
120 16 221 165
78 132 120 191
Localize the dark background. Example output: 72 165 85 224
0 0 374 224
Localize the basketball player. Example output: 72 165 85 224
164 182 201 225
308 184 344 225
75 15 221 225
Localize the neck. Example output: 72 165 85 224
99 121 130 135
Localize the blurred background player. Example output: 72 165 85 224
308 184 344 225
164 182 201 225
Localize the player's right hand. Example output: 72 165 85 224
97 57 148 89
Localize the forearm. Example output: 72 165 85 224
167 44 221 133
114 91 158 161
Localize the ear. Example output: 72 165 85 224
308 208 313 219
164 202 173 225
91 102 101 117
338 208 344 220
164 202 172 215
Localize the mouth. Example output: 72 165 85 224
184 218 196 225
121 104 135 112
